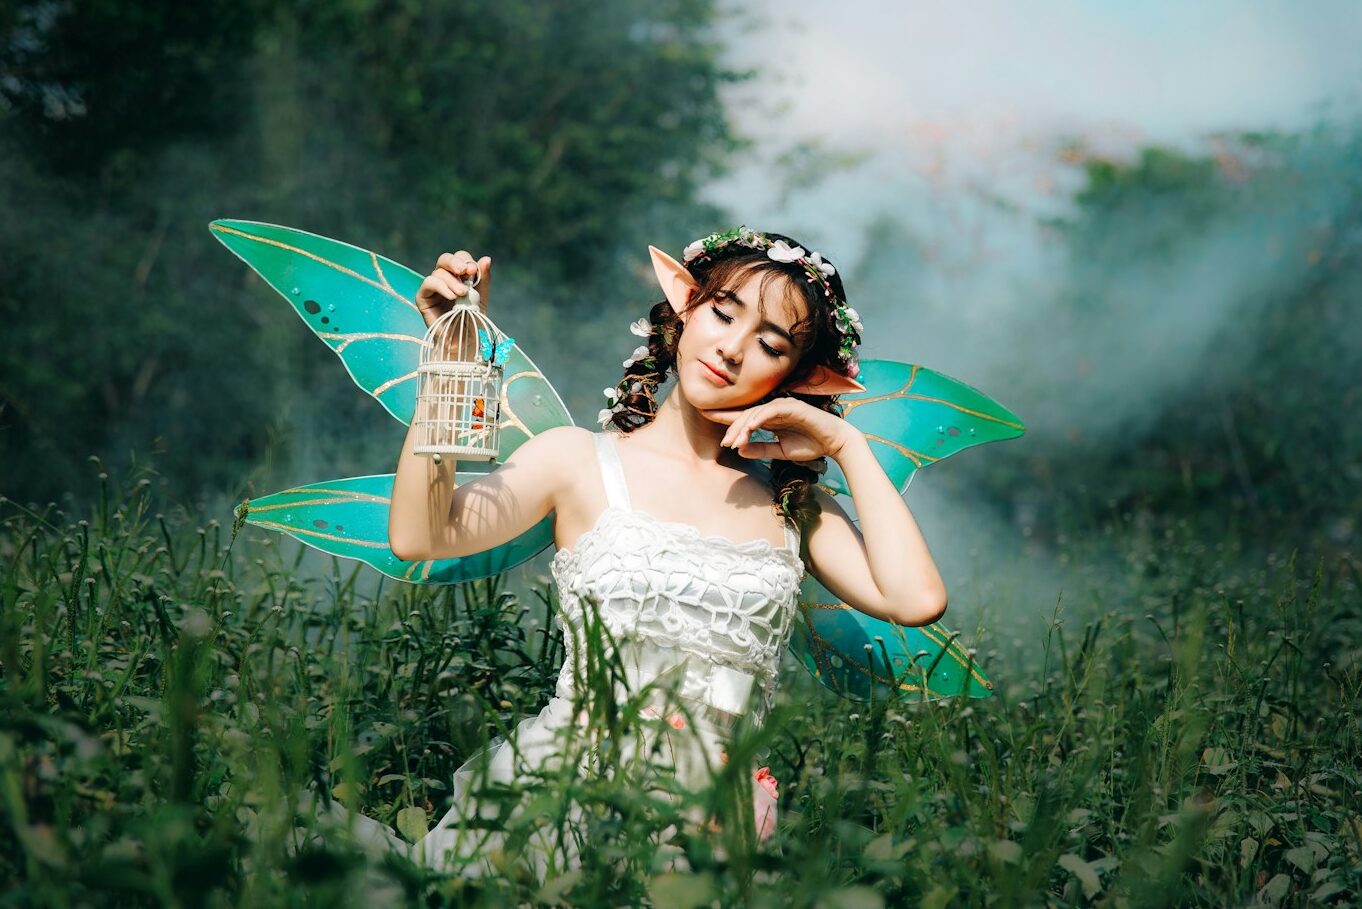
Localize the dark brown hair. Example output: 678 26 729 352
605 232 853 540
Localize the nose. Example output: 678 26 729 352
715 342 741 367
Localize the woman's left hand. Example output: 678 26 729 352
701 398 859 462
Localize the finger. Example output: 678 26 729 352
727 403 774 447
446 270 477 301
699 408 741 426
725 411 758 448
427 268 465 299
735 439 783 460
419 274 456 303
437 251 479 278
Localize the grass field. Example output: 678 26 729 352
1 463 1358 907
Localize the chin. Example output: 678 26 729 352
686 379 762 410
680 354 771 408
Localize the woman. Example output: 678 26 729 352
385 227 947 876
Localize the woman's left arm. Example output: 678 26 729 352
812 429 948 626
708 399 948 627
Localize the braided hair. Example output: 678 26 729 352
604 231 853 538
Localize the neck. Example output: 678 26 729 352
645 381 730 464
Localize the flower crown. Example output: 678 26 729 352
681 226 863 364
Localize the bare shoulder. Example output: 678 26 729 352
510 425 596 474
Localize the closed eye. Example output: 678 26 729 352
709 305 785 358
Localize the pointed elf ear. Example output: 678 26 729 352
784 365 866 396
648 245 700 316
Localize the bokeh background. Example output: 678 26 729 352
3 0 1357 618
2 2 1361 904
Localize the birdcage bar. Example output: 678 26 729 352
413 298 508 462
413 361 500 459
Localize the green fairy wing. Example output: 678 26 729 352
212 219 572 582
791 575 994 701
234 474 553 584
788 358 1024 702
820 360 1025 496
209 219 571 450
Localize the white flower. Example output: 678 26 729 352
629 318 651 337
597 400 624 427
629 381 642 393
767 239 806 263
603 387 619 403
683 239 706 262
623 344 650 368
808 251 836 277
836 305 863 333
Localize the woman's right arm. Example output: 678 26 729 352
388 418 575 562
388 249 572 562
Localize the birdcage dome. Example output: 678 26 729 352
414 300 514 462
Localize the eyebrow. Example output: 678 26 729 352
713 290 796 346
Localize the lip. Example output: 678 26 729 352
700 360 734 385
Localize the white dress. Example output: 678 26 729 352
351 430 805 878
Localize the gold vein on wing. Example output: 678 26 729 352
209 223 419 314
498 369 545 439
840 366 1024 432
250 520 388 548
317 332 423 353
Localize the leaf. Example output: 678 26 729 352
536 870 582 903
863 833 912 861
210 219 572 461
235 473 553 584
1239 837 1258 868
646 872 718 909
1256 873 1291 906
921 886 959 909
1057 853 1102 899
989 839 1023 864
1283 845 1317 873
823 886 885 909
395 806 428 844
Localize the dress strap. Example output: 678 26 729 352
593 432 634 510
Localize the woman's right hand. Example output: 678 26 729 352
416 250 492 328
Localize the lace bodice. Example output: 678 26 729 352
549 431 805 724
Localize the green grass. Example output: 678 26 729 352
1 462 1358 907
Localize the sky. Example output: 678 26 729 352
710 0 1362 262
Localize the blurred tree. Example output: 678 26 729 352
0 1 747 507
975 127 1362 553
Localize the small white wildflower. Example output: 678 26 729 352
628 318 651 337
597 408 615 427
808 251 836 277
767 239 805 264
683 239 706 262
603 387 619 403
629 381 642 394
622 344 650 368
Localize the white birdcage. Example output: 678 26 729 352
413 276 512 462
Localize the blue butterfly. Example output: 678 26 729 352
477 328 516 367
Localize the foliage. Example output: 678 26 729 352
2 459 1358 906
0 0 746 507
